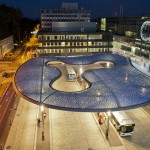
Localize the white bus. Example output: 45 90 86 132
66 66 77 81
110 111 135 136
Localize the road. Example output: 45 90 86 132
122 108 150 150
0 47 149 149
4 100 109 150
0 84 15 124
3 95 150 150
0 46 32 149
0 84 18 149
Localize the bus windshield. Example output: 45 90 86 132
66 66 77 81
120 125 134 133
110 111 135 136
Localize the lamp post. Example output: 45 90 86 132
40 104 45 140
40 104 45 124
106 111 111 138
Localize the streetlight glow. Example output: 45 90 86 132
106 62 110 68
80 67 83 74
40 105 44 112
107 111 111 117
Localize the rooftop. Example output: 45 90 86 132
14 53 150 112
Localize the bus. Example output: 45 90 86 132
66 66 77 81
110 111 135 136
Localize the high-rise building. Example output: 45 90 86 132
41 2 90 30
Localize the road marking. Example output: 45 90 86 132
141 107 150 118
49 109 52 150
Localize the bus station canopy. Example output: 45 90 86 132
14 54 150 112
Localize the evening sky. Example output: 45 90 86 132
0 0 150 19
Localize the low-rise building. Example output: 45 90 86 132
37 29 113 55
0 28 14 59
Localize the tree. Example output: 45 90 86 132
0 4 22 43
0 4 40 44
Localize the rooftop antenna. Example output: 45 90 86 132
120 5 124 16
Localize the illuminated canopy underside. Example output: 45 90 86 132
14 54 150 112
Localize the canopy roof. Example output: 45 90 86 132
14 54 150 112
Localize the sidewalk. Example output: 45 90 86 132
113 48 150 77
95 113 123 147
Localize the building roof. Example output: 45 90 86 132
37 29 110 35
14 54 150 112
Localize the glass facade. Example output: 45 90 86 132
37 32 113 55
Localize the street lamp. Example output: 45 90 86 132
40 105 44 112
106 111 111 138
40 104 45 140
79 67 83 74
40 104 45 124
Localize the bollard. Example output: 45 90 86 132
105 129 108 139
42 131 44 141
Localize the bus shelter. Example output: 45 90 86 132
14 53 150 112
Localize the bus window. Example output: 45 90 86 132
66 66 77 82
110 111 135 136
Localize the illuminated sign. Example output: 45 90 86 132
140 21 150 41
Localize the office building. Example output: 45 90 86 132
37 2 113 55
41 2 90 30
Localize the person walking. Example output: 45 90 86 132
98 113 103 125
37 118 41 127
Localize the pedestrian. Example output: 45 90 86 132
105 129 108 139
9 120 12 126
37 118 41 127
43 112 46 118
42 131 44 140
98 113 103 125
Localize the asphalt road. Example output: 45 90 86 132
0 84 19 149
4 96 150 150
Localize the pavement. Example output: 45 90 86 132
3 99 125 150
95 113 123 147
1 50 150 150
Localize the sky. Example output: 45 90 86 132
0 0 150 19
